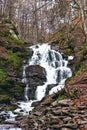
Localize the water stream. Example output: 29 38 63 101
0 43 73 129
15 43 72 114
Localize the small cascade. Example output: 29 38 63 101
15 43 73 115
22 65 29 101
24 84 29 101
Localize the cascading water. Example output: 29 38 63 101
22 65 29 101
0 43 73 130
30 44 72 98
15 43 72 115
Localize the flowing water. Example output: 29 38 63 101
0 43 73 129
15 43 72 114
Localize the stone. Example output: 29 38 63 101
46 84 57 95
64 123 78 129
33 111 42 116
27 48 33 58
50 124 63 129
78 121 87 125
58 99 74 107
47 128 51 130
78 106 87 110
32 101 40 107
25 65 46 99
26 65 46 84
63 117 72 123
37 119 44 124
50 116 62 124
51 45 59 51
51 109 62 116
61 128 71 130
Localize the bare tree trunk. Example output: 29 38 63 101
79 0 87 35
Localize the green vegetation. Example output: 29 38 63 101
4 105 12 111
83 42 87 57
57 94 65 101
0 16 28 104
0 94 11 104
75 64 84 76
2 17 12 24
83 42 87 49
0 31 10 37
8 32 24 44
52 89 66 101
0 69 7 83
7 50 21 69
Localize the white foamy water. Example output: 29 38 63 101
14 100 35 116
1 128 21 130
0 125 21 130
15 43 72 115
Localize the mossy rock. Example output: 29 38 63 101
0 81 25 102
0 16 31 104
4 104 17 111
0 69 7 84
9 83 25 100
0 95 11 104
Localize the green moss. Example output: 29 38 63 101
65 40 74 55
0 31 10 37
0 94 11 104
9 83 24 100
4 106 12 111
4 104 17 111
8 33 24 44
7 50 21 68
0 16 27 104
75 64 84 76
2 18 12 24
57 94 65 101
83 42 87 57
0 69 7 83
83 42 87 49
52 91 66 106
65 48 72 55
52 89 66 101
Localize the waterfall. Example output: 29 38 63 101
15 43 72 115
29 44 72 99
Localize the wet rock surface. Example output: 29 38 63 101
26 65 46 85
25 65 46 99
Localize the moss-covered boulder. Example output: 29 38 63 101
0 16 31 104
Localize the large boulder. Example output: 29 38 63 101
25 65 46 99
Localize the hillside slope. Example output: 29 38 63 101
0 16 28 108
19 26 87 130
